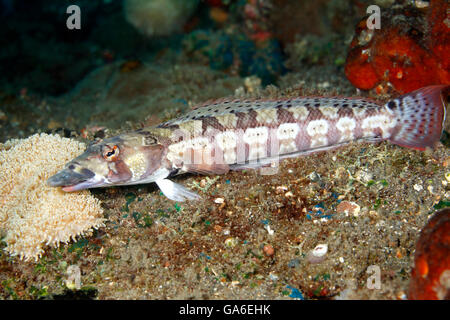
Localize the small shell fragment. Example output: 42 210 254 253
307 244 328 264
214 197 225 204
276 185 288 193
312 244 328 257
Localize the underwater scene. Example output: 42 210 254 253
0 0 449 301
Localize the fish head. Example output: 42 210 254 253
47 132 167 191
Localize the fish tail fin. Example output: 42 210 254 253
387 85 449 150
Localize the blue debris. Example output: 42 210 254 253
313 203 325 215
286 285 304 300
310 202 334 220
199 252 212 260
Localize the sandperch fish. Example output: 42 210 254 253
48 85 449 201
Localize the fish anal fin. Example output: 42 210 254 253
155 179 201 202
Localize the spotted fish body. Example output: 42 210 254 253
48 85 448 201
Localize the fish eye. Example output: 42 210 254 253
103 145 119 161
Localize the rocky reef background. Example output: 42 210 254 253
0 0 448 300
0 0 376 140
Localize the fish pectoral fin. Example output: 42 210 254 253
155 178 201 202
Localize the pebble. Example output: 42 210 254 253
355 169 373 183
269 273 279 281
414 0 429 8
318 81 330 89
214 197 225 204
224 237 238 248
264 225 274 236
263 244 274 256
308 172 321 182
284 191 294 197
336 201 361 217
276 185 288 193
413 184 423 192
369 210 378 218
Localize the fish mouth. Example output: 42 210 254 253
47 168 105 192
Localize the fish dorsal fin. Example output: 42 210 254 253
159 95 381 128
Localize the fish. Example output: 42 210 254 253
48 85 449 201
